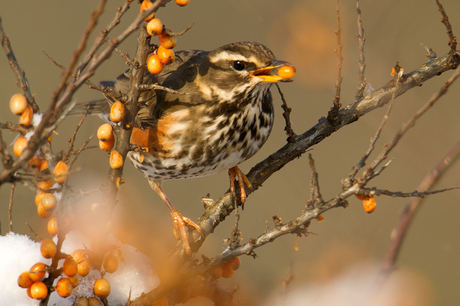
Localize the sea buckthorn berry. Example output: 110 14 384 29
19 105 33 126
63 257 78 277
41 193 57 211
39 160 49 171
158 32 177 49
37 202 53 218
147 18 163 36
53 161 68 184
88 297 103 306
222 257 240 278
47 217 59 235
355 194 366 201
109 150 123 169
29 281 48 300
10 93 28 115
67 274 79 288
140 0 155 22
56 278 73 297
99 138 115 152
35 191 46 206
277 65 296 79
147 54 164 74
221 265 234 278
209 265 224 279
37 179 53 191
29 153 44 168
153 296 169 306
18 271 34 288
13 136 28 157
97 123 114 142
94 278 111 298
110 101 125 123
363 197 376 213
71 249 86 262
40 239 57 259
175 0 190 6
157 46 175 65
29 263 47 282
103 253 118 274
76 257 91 277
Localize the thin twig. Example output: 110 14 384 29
0 16 38 112
436 0 457 55
8 182 15 232
327 0 343 125
26 221 42 241
276 84 296 142
379 137 460 278
50 0 107 110
355 0 367 100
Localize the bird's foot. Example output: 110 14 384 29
170 210 204 255
228 166 253 207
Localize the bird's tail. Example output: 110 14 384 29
69 99 111 121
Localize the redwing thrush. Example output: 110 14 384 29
81 41 294 254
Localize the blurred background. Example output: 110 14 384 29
1 1 459 305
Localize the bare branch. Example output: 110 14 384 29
379 137 460 277
8 182 15 232
276 84 296 143
436 0 458 55
355 0 367 100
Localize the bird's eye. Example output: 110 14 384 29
233 61 246 71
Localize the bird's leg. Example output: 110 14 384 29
228 166 253 207
148 179 203 255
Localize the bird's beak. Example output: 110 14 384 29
250 60 295 83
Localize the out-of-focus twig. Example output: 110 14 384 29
355 0 367 100
8 182 15 232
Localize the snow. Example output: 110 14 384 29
1 231 158 306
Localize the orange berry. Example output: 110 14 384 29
35 191 46 206
53 161 68 184
37 202 53 218
109 150 123 169
56 278 73 297
18 271 34 288
159 32 177 49
110 101 125 123
29 153 44 168
41 193 57 211
363 197 376 213
88 297 103 306
39 160 49 171
140 0 155 22
13 136 28 157
277 65 296 79
153 296 169 306
29 281 48 300
221 266 234 278
9 93 28 115
37 179 53 191
77 257 91 277
63 257 78 277
67 274 79 288
47 217 59 235
29 263 47 282
97 123 114 141
19 105 33 126
71 249 86 262
225 257 241 271
355 194 366 201
147 54 164 74
103 253 118 274
209 265 224 279
175 0 190 6
157 46 175 65
40 239 57 259
146 18 163 36
94 278 111 298
99 138 115 152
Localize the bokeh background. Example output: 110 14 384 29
1 1 459 305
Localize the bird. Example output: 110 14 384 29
80 41 294 254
